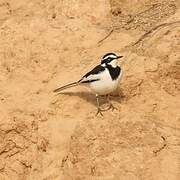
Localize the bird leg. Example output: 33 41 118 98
96 94 105 116
106 95 117 111
95 94 117 115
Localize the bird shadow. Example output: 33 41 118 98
55 90 125 107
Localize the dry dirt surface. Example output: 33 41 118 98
0 0 180 179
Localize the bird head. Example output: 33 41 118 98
101 53 123 68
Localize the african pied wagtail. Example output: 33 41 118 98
54 53 123 115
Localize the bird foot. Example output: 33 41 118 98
96 108 104 116
96 103 117 116
108 103 117 111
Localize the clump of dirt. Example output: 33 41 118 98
0 120 36 179
151 60 180 96
110 0 177 31
132 25 180 96
62 118 166 179
0 110 49 179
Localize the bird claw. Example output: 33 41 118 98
96 103 117 116
96 108 104 116
108 103 117 111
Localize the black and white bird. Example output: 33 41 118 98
54 52 123 115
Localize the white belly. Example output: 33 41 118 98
89 69 122 95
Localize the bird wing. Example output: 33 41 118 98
79 64 105 83
53 65 105 92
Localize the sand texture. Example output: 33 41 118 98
0 0 180 179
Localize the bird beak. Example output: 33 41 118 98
117 55 123 59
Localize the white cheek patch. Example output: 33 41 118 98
108 59 117 68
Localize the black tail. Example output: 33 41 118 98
53 81 79 93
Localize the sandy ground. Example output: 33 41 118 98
0 0 180 179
